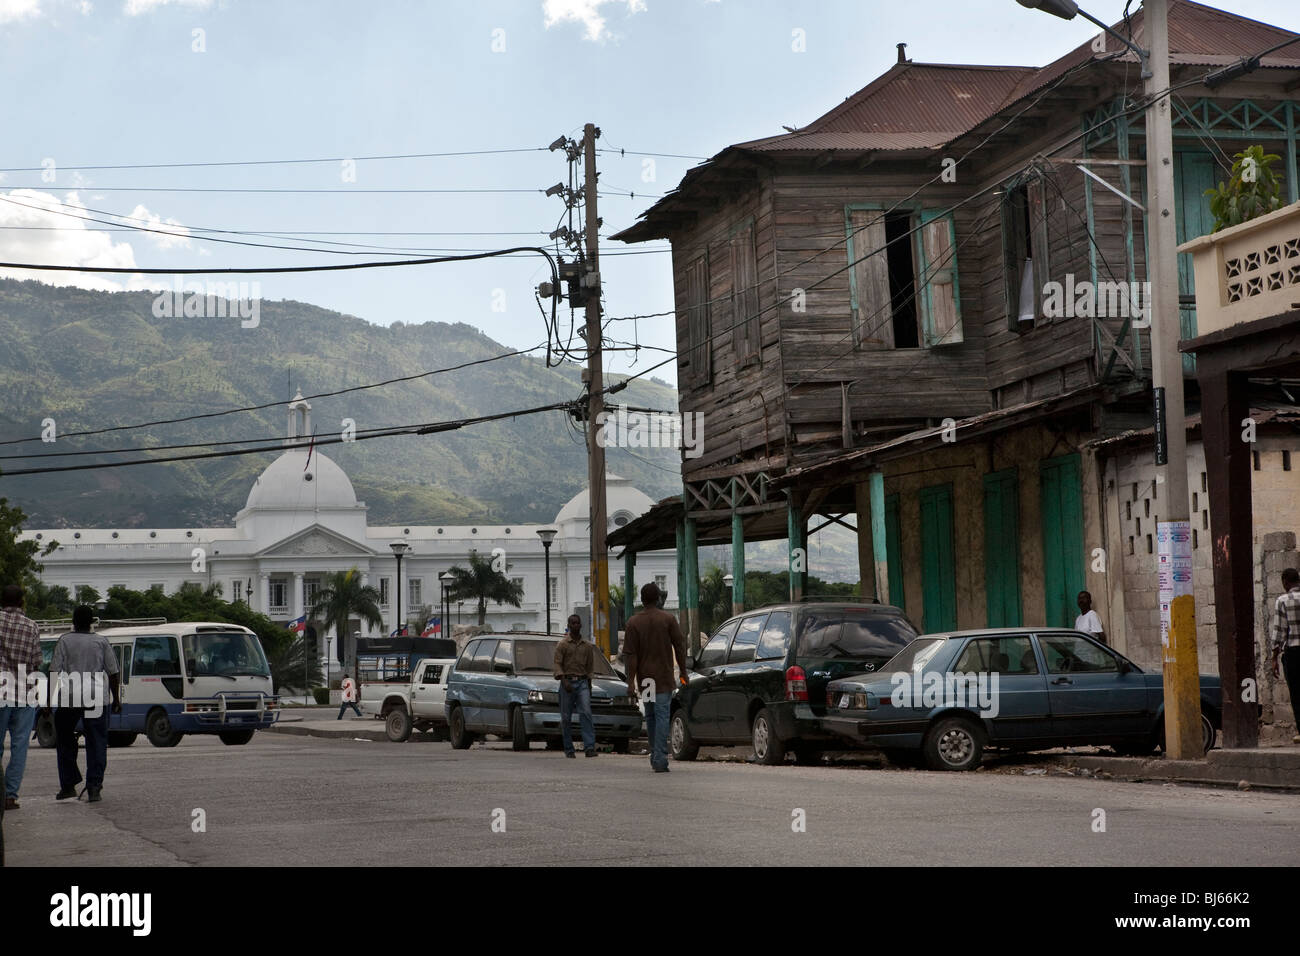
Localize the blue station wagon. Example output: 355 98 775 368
821 628 1222 770
444 634 642 751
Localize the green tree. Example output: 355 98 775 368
698 564 732 637
264 634 325 694
0 496 56 590
610 583 626 634
1207 145 1283 232
306 568 383 670
445 550 525 626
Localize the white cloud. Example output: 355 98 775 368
0 189 155 292
123 0 209 15
542 0 646 42
0 0 43 23
126 203 192 250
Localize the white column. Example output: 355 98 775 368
259 573 270 615
293 571 304 621
360 572 371 635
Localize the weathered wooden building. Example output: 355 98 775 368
609 1 1300 703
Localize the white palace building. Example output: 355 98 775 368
22 394 676 655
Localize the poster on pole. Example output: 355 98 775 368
1157 520 1193 662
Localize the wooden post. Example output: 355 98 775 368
675 519 687 636
623 550 636 635
1201 368 1258 748
855 480 875 600
787 496 805 602
870 472 888 605
731 510 745 616
684 516 700 656
582 122 611 657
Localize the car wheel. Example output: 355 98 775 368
922 716 983 771
751 708 787 766
669 710 699 761
219 730 255 746
35 711 57 749
107 731 137 748
793 746 823 766
448 706 473 750
510 706 529 751
146 709 183 748
612 737 631 754
385 706 413 743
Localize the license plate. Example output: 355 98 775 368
839 693 851 708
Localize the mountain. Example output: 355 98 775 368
0 278 682 529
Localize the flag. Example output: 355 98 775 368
389 626 409 638
303 431 316 471
420 616 441 637
286 615 306 634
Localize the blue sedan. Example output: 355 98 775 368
821 629 1221 770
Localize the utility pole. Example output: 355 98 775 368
581 123 611 657
1143 0 1201 760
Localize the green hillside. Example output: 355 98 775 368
0 279 682 529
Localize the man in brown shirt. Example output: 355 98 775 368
623 582 687 772
552 614 596 757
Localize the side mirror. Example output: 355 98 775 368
1117 659 1131 675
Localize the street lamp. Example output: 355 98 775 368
723 573 737 617
537 528 557 634
439 571 454 642
390 541 411 636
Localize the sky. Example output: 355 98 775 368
2 0 1297 388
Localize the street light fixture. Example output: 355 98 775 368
439 571 454 642
537 529 557 634
1015 0 1150 75
390 541 411 637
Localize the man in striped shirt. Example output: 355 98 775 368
0 584 43 810
1271 567 1300 745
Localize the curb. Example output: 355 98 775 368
1040 748 1300 791
266 722 390 742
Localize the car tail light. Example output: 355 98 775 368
785 665 808 702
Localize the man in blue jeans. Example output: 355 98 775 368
0 584 44 810
51 606 121 803
623 582 687 772
552 614 597 757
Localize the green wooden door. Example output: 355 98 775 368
1040 454 1085 629
983 469 1022 627
919 484 957 632
885 493 904 611
1175 151 1216 373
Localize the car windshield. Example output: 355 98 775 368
182 632 270 678
512 640 616 676
880 638 946 674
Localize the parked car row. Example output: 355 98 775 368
374 604 1223 774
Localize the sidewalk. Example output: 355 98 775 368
1040 745 1300 790
269 708 390 742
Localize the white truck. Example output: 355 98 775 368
360 656 457 742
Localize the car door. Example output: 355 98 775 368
110 642 132 732
480 640 515 733
1036 631 1152 743
949 634 1051 742
682 622 737 742
410 661 445 719
710 613 768 742
455 640 484 727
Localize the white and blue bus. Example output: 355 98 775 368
36 622 280 748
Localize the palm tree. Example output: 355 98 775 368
444 551 525 627
307 568 383 671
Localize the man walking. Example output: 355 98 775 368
1075 591 1106 645
1271 567 1300 744
552 614 596 758
50 605 120 803
337 673 362 719
0 584 43 811
623 582 687 773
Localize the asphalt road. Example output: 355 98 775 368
5 733 1297 866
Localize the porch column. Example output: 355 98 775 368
683 516 700 656
675 520 687 637
293 571 304 621
259 572 270 616
731 510 745 616
870 472 888 605
623 551 636 628
1201 368 1258 748
787 496 805 603
854 479 875 601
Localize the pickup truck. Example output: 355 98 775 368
361 657 456 742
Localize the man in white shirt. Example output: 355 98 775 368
1075 591 1106 645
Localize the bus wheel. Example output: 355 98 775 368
146 709 183 748
35 711 57 749
219 730 255 746
107 732 137 748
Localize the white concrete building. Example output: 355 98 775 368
23 394 676 657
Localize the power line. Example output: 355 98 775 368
0 147 550 174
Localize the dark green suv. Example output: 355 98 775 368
669 603 918 765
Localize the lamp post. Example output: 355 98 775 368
439 571 454 643
1017 0 1200 758
723 573 737 618
537 528 557 634
390 541 411 637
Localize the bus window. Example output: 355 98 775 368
113 643 132 684
133 635 180 676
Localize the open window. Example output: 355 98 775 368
847 205 963 349
1001 173 1051 331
